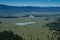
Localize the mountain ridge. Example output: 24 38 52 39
0 4 60 13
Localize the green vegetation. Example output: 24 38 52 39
45 17 60 40
0 31 23 40
0 21 2 24
0 12 60 40
46 17 60 31
0 17 52 40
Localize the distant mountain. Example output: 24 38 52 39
0 4 60 14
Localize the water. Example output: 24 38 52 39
15 22 35 26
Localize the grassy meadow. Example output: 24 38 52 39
0 12 59 40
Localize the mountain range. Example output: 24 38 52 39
0 4 60 13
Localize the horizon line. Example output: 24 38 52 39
0 4 60 7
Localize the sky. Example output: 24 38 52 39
0 0 60 7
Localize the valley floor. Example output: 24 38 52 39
0 17 59 40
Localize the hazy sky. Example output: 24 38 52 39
0 0 60 7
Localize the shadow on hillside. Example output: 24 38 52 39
0 31 23 40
